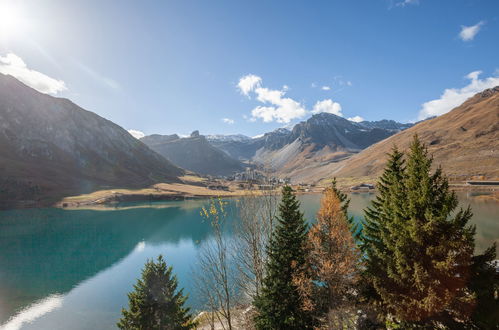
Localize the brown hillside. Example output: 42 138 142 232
0 73 183 208
333 87 499 181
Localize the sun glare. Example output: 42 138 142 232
0 1 27 38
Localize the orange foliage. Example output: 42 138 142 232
294 187 360 328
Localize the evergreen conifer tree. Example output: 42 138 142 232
253 185 315 329
117 255 196 330
361 135 498 328
331 177 360 239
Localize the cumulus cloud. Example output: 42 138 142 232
459 21 485 42
128 129 145 139
238 74 362 123
348 115 364 123
321 86 331 91
222 118 235 124
418 70 499 120
237 74 262 96
312 99 343 116
237 74 307 123
0 53 67 94
251 94 307 123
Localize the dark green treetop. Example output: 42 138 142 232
253 185 315 330
361 135 497 328
117 255 196 330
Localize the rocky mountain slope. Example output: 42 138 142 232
141 131 245 176
333 86 499 181
202 113 409 182
249 113 407 181
0 73 183 207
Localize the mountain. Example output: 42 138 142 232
141 131 245 176
248 113 402 181
333 86 499 181
206 134 252 143
0 73 183 207
205 134 260 160
203 114 411 181
359 119 413 131
202 114 412 182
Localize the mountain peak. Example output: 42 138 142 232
478 86 499 98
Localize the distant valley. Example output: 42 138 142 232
0 72 497 208
142 114 413 180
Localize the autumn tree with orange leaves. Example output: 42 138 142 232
294 187 361 329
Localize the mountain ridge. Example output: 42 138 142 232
332 86 499 181
0 73 183 207
141 131 246 176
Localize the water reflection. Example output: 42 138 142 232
0 193 496 329
2 294 63 330
0 200 214 324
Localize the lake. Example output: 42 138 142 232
0 192 497 329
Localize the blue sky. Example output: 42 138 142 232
0 0 498 137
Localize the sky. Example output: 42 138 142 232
0 0 498 138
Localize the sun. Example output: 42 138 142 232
0 1 26 37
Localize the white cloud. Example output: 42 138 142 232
222 118 235 124
348 115 364 123
237 74 262 96
251 106 278 123
312 99 343 116
0 53 67 94
418 70 499 120
238 75 364 123
255 87 285 104
252 87 307 123
128 129 145 139
395 0 419 7
459 21 485 42
236 76 307 123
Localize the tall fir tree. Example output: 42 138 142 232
361 135 498 328
331 177 361 240
253 185 315 330
117 255 196 330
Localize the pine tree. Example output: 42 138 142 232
331 177 360 239
467 244 499 328
117 255 196 330
361 135 498 328
253 185 315 329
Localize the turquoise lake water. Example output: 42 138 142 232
0 192 497 329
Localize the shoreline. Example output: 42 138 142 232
56 184 499 210
1 182 497 211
